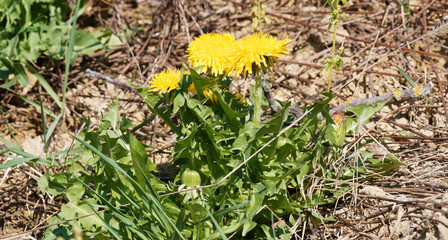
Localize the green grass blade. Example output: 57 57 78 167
129 113 156 133
0 105 19 146
87 204 123 240
37 87 49 155
26 63 62 108
130 160 186 239
397 0 410 17
66 131 129 176
397 67 416 87
0 157 34 170
53 146 83 155
45 114 62 144
7 88 57 118
0 136 14 147
195 201 248 224
69 131 184 239
205 205 228 240
77 176 152 239
62 0 82 111
0 154 51 170
196 208 202 240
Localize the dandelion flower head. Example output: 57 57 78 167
148 69 181 93
203 88 218 103
233 33 291 77
187 33 236 76
187 83 217 103
332 112 346 125
413 85 422 97
393 90 402 100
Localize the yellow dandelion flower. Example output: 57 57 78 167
393 90 402 100
187 33 236 76
188 83 197 95
233 33 292 77
223 90 247 104
412 85 422 97
234 92 247 104
188 83 217 103
148 69 181 93
203 88 218 103
340 99 351 106
332 112 345 125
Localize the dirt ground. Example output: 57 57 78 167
1 0 448 239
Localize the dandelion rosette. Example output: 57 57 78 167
233 33 291 77
148 69 181 93
187 33 236 76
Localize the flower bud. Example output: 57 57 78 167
332 112 346 147
181 169 201 187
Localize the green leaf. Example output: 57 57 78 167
104 100 120 130
0 57 14 71
76 177 153 239
246 192 263 218
0 146 52 170
120 115 134 131
73 30 105 55
242 220 257 236
12 62 28 86
136 85 181 134
58 201 105 231
88 204 123 240
188 67 216 95
253 102 290 158
367 153 405 174
195 201 248 224
66 183 85 204
310 210 335 224
67 131 129 177
346 100 388 133
397 67 416 87
45 114 62 143
214 88 243 130
173 92 185 113
36 175 49 195
129 134 158 188
205 204 228 240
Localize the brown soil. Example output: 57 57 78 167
1 0 448 239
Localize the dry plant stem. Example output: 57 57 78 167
278 59 405 79
230 0 448 60
420 1 448 123
119 28 155 76
260 77 281 112
346 104 441 151
330 82 434 115
263 1 448 60
428 61 448 123
327 16 338 92
85 68 138 94
263 82 434 117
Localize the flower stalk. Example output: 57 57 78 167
254 73 263 127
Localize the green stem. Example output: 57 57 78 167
327 21 338 92
62 0 82 112
254 74 262 127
